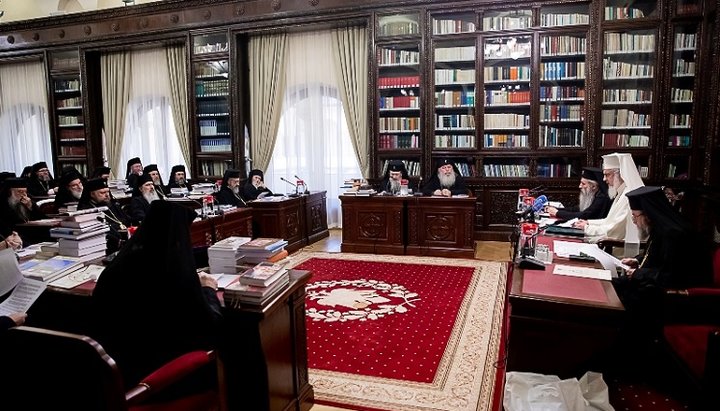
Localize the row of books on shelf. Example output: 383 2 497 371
58 115 83 125
378 76 420 89
540 13 589 27
673 59 696 76
378 49 419 65
379 96 419 109
430 12 591 34
537 163 574 178
604 33 655 53
483 164 530 178
539 105 584 122
603 60 654 79
601 109 651 128
434 135 475 148
539 36 586 56
195 80 229 97
199 119 230 136
540 86 584 101
378 134 419 149
603 89 652 104
435 69 475 85
485 90 530 105
667 136 692 147
483 66 530 82
604 6 646 20
432 19 476 35
199 138 232 152
57 97 81 108
669 114 692 128
59 145 87 156
59 128 85 139
434 46 475 62
436 114 475 129
540 62 586 81
539 127 584 147
54 79 80 92
199 161 229 177
674 33 697 49
379 117 420 132
436 90 475 107
484 133 527 148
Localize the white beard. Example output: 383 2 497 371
71 188 83 200
578 187 595 211
231 186 240 195
8 195 29 220
389 179 401 193
438 172 456 189
143 191 160 203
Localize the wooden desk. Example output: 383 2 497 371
249 192 328 253
340 195 475 257
508 236 625 378
189 207 254 247
406 196 475 258
27 270 314 411
340 195 405 254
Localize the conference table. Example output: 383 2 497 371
507 234 625 378
340 194 475 257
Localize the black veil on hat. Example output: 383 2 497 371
79 178 108 204
126 157 142 177
91 201 218 385
170 165 186 179
435 158 461 175
21 166 33 178
143 164 159 174
132 173 154 196
31 161 50 175
248 169 264 181
626 186 688 233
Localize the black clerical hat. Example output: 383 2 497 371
171 165 186 175
60 170 83 187
4 178 28 188
248 169 264 180
84 178 108 193
0 171 16 183
626 186 663 211
224 169 241 179
127 157 141 168
581 167 603 184
143 164 159 174
137 173 153 186
32 161 49 173
92 166 111 178
387 160 406 173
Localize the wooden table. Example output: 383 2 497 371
507 235 625 378
248 191 329 253
340 195 475 257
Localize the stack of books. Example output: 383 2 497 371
207 236 251 274
224 261 290 306
20 255 84 283
237 238 289 264
50 208 109 261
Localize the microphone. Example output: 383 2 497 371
517 195 548 221
280 177 296 187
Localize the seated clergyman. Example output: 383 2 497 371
379 160 415 195
422 158 467 197
546 167 611 221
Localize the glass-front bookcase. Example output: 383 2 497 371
50 49 88 176
191 32 231 178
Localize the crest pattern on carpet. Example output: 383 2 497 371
287 251 507 411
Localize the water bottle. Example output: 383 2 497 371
400 179 409 196
296 180 306 195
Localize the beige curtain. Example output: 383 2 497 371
100 51 131 176
249 33 288 172
331 26 369 178
165 44 191 167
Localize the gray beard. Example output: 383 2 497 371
231 186 240 195
578 188 595 211
389 179 401 193
176 178 186 186
153 180 162 186
39 175 50 182
71 189 82 200
438 173 456 189
8 196 29 220
143 191 160 203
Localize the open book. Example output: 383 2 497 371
0 249 46 316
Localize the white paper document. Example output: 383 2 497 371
553 264 612 281
205 273 240 289
552 240 630 270
0 248 23 296
557 218 579 228
0 277 46 316
50 264 105 289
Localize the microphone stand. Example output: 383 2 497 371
280 177 298 197
514 213 546 270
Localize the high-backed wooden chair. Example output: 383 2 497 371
1 326 219 411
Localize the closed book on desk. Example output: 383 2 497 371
22 256 84 283
238 238 287 252
243 248 288 264
57 234 107 250
239 262 288 287
545 225 585 237
225 274 290 305
58 243 107 257
51 226 110 240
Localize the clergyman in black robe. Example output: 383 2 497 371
421 158 467 197
242 169 273 200
547 167 612 221
215 169 247 207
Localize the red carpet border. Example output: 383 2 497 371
287 251 508 411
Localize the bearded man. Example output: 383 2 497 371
130 174 162 225
53 170 84 210
0 178 47 229
242 169 273 200
27 161 58 197
215 169 247 207
379 160 415 195
166 164 193 193
421 158 467 197
79 178 132 254
125 157 143 190
546 167 611 220
573 153 645 241
143 164 168 199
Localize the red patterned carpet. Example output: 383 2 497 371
288 252 508 411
